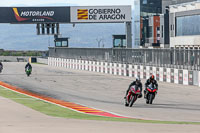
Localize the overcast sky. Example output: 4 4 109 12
0 0 132 6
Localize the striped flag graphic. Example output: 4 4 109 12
77 9 88 20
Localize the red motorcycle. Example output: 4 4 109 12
145 83 157 104
125 85 141 107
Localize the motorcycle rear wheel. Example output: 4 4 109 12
146 99 149 104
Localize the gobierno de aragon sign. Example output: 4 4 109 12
70 6 131 23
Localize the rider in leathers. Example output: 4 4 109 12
125 77 143 98
25 62 32 72
144 75 158 98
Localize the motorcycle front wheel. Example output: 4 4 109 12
129 95 137 107
149 94 154 104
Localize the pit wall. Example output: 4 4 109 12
48 57 200 87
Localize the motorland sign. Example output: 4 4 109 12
0 7 70 23
70 6 131 23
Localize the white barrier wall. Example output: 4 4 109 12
48 57 198 86
174 69 179 84
123 64 127 76
140 66 144 79
146 66 150 79
114 63 117 75
199 71 200 87
128 64 132 77
109 63 113 74
96 62 99 72
118 64 122 76
69 59 71 68
159 67 163 82
134 65 137 78
74 59 77 69
167 68 171 83
105 62 108 74
92 61 95 72
183 70 189 85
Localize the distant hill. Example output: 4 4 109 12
0 3 130 50
0 23 125 50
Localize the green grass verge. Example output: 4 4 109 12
0 86 199 125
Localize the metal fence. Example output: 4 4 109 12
49 47 200 70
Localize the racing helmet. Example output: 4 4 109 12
150 75 155 80
135 77 141 84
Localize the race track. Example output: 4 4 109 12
0 62 200 122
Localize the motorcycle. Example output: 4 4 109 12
145 83 157 104
125 85 141 107
25 66 32 77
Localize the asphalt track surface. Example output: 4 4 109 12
0 62 200 122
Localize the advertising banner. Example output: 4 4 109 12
73 60 76 69
199 71 200 87
156 68 159 81
171 69 175 83
146 66 150 79
163 68 167 82
114 63 117 75
122 64 125 76
94 61 97 72
118 64 122 76
150 67 153 76
167 68 171 83
0 7 70 23
74 59 77 69
140 65 144 79
62 59 65 67
121 64 124 76
134 65 138 78
93 61 95 71
123 64 127 76
55 58 58 67
152 67 156 80
132 65 135 77
77 60 79 69
105 62 108 74
96 62 100 72
174 69 178 84
100 62 104 73
143 66 146 79
85 61 88 70
137 66 140 78
188 71 193 85
129 65 132 77
88 61 91 71
69 59 72 68
183 70 188 85
71 6 131 23
159 67 163 82
178 70 183 84
80 60 83 70
110 63 112 74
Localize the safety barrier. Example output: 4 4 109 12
48 57 200 87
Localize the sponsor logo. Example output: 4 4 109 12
77 9 88 20
77 8 127 21
13 8 54 22
13 8 30 21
